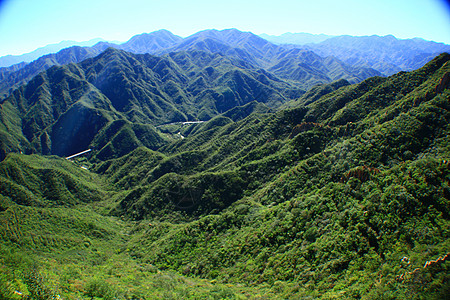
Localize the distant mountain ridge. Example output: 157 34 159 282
298 34 450 75
0 46 105 98
0 28 448 103
0 29 381 99
118 29 183 54
259 32 334 44
0 38 106 68
2 29 447 74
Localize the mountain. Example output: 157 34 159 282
259 32 334 44
2 29 448 101
268 48 380 85
0 30 182 99
301 34 450 75
281 78 351 108
0 47 304 160
154 29 381 89
0 53 448 299
0 29 384 100
0 46 104 99
118 29 183 54
165 28 281 67
0 38 105 68
0 29 448 164
82 52 450 297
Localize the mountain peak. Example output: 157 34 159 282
260 32 334 44
189 28 267 45
120 30 183 54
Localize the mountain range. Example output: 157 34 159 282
1 29 449 100
0 51 448 299
300 34 450 75
259 32 334 44
0 38 106 68
0 46 307 159
0 28 449 299
0 29 372 99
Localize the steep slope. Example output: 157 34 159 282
91 120 167 160
0 153 108 207
222 100 273 122
177 28 281 65
0 30 183 98
3 62 122 157
166 29 381 88
95 53 449 218
0 29 391 102
93 53 450 298
0 46 103 99
0 47 304 158
268 49 380 87
80 48 303 120
282 78 351 108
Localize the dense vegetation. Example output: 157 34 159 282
0 49 449 299
0 46 308 160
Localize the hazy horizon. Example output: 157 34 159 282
0 0 449 56
1 28 450 60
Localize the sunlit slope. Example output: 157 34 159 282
98 53 449 298
0 47 306 159
0 53 448 299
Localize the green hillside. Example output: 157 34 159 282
0 47 306 159
0 53 449 299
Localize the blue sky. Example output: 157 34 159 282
0 0 449 56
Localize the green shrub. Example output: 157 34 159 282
84 278 117 300
22 267 56 300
